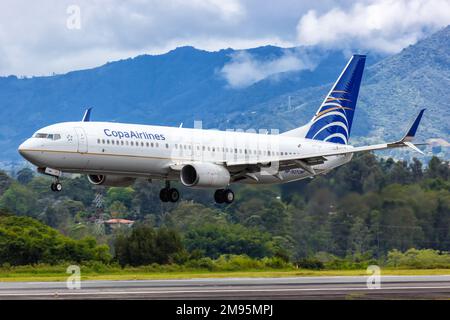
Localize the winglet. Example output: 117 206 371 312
402 109 425 142
82 108 92 122
397 109 426 154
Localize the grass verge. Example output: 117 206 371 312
0 268 450 282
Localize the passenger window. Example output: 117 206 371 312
97 139 100 144
146 142 149 147
121 141 124 146
156 143 159 147
107 140 110 144
130 141 133 146
166 144 169 148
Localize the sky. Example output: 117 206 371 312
0 0 449 76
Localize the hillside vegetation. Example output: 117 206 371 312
0 154 448 273
1 27 449 162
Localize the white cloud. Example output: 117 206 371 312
0 0 448 76
0 0 325 76
296 0 450 53
220 50 316 88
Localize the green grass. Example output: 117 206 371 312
1 268 450 282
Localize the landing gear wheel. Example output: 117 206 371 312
168 188 180 203
214 189 234 204
159 188 169 202
51 182 62 192
223 189 234 204
214 189 225 204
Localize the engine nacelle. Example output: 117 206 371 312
180 163 230 188
87 174 135 187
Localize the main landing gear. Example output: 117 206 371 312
214 189 234 204
159 181 180 203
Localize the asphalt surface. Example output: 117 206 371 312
1 275 450 299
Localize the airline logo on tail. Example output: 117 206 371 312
305 55 366 145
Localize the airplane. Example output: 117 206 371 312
18 54 426 204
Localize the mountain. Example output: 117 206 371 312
0 27 449 165
221 26 450 160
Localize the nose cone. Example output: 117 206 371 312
18 140 28 156
18 139 35 163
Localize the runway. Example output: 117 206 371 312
1 275 450 299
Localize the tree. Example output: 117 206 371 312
106 187 134 209
184 223 274 259
0 215 111 265
427 157 449 180
109 200 128 218
0 171 12 196
165 202 227 231
114 224 183 266
347 217 372 256
409 158 423 182
0 183 39 217
16 168 34 185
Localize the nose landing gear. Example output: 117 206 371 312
51 181 62 192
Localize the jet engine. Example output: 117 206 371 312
87 174 135 187
180 163 230 188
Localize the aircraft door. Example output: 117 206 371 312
74 127 88 153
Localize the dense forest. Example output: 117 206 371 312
0 153 448 267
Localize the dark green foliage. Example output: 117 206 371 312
16 168 34 185
296 258 325 270
0 215 111 265
0 171 12 196
184 223 274 259
0 155 448 267
114 225 183 266
0 183 39 217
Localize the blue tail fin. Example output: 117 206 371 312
305 54 366 145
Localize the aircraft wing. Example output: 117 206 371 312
225 109 427 175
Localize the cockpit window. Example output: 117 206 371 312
33 133 61 140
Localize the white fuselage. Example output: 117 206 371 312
18 121 353 185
